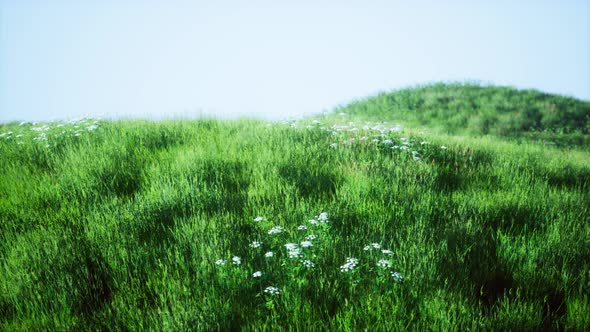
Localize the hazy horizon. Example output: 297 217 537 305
1 0 589 123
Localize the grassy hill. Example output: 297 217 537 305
0 84 589 330
337 82 590 146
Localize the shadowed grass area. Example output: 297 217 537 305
1 84 589 330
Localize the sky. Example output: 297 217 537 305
1 0 589 122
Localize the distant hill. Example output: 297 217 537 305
335 82 590 145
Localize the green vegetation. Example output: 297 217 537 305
0 83 589 330
339 82 590 147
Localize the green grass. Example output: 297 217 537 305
338 81 590 147
1 83 589 330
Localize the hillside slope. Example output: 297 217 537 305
0 86 589 330
336 82 590 146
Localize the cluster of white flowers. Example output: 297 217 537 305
340 257 359 272
284 243 301 258
249 241 263 248
268 226 284 235
264 286 280 295
364 243 382 251
364 243 395 257
33 133 48 141
32 125 50 132
412 150 422 162
3 117 102 147
377 259 393 268
316 120 443 164
391 271 403 283
301 259 315 268
300 241 313 248
284 243 298 250
214 210 406 301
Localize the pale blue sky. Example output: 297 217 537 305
1 0 589 122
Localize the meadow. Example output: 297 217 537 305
0 83 589 330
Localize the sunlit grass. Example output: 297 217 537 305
1 85 589 330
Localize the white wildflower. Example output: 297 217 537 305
297 225 307 231
340 257 359 272
329 143 337 149
249 241 262 248
377 259 393 268
254 216 265 222
318 212 329 222
232 256 241 265
382 139 393 145
284 243 298 250
301 260 315 268
305 234 318 240
381 249 393 256
253 271 263 278
268 226 284 235
289 249 301 258
300 241 313 248
391 271 403 282
264 286 280 295
285 243 301 258
264 251 274 258
215 259 227 265
308 219 319 225
441 145 448 150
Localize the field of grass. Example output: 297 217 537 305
1 83 589 330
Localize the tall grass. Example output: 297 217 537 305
1 85 589 330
